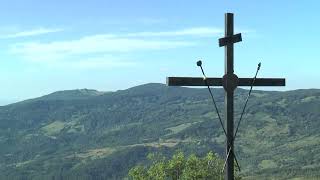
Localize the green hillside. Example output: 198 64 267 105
0 83 319 179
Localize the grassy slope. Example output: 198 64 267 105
0 84 319 179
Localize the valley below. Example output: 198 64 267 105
0 83 319 179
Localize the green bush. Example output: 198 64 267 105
129 151 241 180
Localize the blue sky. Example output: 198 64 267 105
0 0 319 104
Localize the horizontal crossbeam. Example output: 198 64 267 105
219 33 242 47
238 78 285 86
167 77 285 86
167 77 222 86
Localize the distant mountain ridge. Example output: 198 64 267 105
8 89 110 107
32 89 107 101
0 83 319 179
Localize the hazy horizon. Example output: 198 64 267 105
1 82 319 106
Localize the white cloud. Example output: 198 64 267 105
74 59 136 69
9 32 194 69
8 27 255 69
137 17 167 24
125 27 223 37
10 34 194 63
117 27 254 38
46 56 138 70
10 27 223 63
0 27 63 39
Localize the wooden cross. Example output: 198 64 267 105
166 13 285 180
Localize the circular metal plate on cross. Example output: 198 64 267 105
222 73 239 92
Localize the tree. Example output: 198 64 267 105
128 151 241 180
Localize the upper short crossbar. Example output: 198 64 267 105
219 33 242 47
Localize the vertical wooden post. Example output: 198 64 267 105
225 13 235 180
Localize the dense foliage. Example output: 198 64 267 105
0 84 319 179
129 151 241 180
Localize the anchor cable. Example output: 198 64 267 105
234 62 261 140
197 60 226 136
197 60 241 172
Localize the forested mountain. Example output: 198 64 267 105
0 83 319 179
